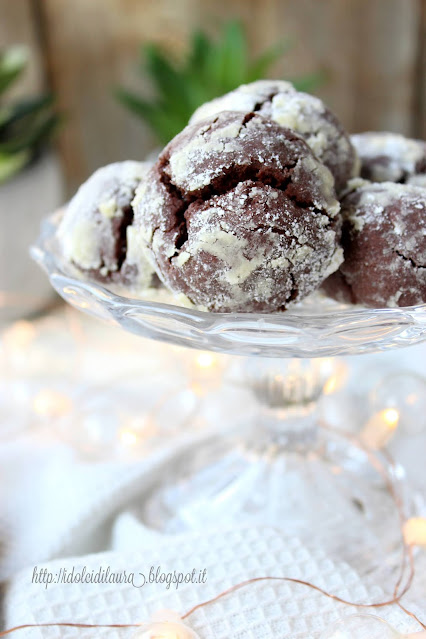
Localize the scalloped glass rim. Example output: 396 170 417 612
31 212 426 358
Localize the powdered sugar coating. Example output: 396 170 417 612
323 182 426 308
57 161 156 290
408 174 426 188
190 80 359 193
133 111 342 312
351 132 426 184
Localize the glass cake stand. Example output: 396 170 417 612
32 212 426 589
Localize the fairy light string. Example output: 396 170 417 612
0 571 424 636
0 425 425 636
1 318 425 634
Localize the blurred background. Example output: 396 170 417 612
0 0 425 319
2 0 426 192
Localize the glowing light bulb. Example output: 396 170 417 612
320 358 348 395
32 389 73 418
403 517 426 546
321 615 401 639
370 373 426 435
3 320 36 350
360 408 400 449
119 428 139 447
3 320 37 370
188 351 224 396
195 352 216 369
133 611 199 639
123 415 157 440
382 408 399 428
323 375 338 395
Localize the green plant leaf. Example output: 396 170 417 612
0 105 13 128
0 101 60 154
218 20 247 91
22 112 60 151
142 44 193 121
0 95 57 151
0 46 28 96
200 21 245 96
187 30 211 72
183 30 215 110
291 71 326 93
0 149 30 183
246 40 292 83
115 88 184 143
117 20 324 144
0 95 55 136
0 47 60 182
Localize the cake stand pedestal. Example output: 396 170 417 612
32 212 426 591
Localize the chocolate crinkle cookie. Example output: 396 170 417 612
323 182 426 308
351 131 426 184
57 161 157 291
133 111 343 313
189 80 359 194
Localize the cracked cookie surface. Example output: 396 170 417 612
189 80 359 194
57 161 157 291
323 182 426 308
133 111 342 312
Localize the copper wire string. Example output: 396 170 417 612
0 424 424 636
397 602 426 630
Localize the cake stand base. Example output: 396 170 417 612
142 357 411 584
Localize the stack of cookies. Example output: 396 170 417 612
57 80 426 312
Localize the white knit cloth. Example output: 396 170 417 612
3 525 418 638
